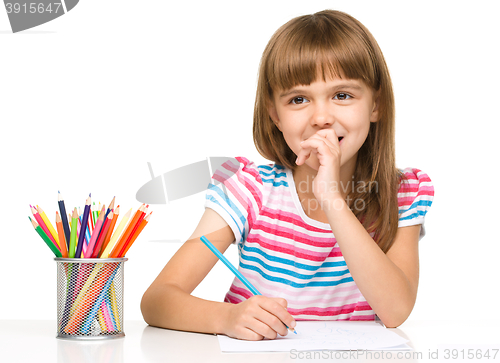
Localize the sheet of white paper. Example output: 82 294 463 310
218 321 411 352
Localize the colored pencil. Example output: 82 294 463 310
30 217 62 257
75 195 92 259
100 205 119 255
120 212 152 257
92 202 97 228
84 205 105 258
116 205 147 257
36 205 60 248
58 191 71 250
100 208 131 258
91 211 113 258
109 205 144 258
80 265 120 334
68 208 79 258
31 206 59 250
55 212 69 258
109 283 121 330
200 235 296 334
88 203 94 234
104 196 115 219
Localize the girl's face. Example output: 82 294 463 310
268 75 380 173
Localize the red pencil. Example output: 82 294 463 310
120 212 152 257
84 205 105 258
91 211 113 258
109 204 145 258
30 205 60 251
117 206 148 257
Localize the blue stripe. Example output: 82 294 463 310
243 245 346 271
399 210 427 221
241 254 350 280
206 184 246 241
240 262 354 288
260 170 287 178
261 179 289 187
259 164 284 171
399 199 433 220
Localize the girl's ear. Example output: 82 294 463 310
268 101 282 131
370 88 382 123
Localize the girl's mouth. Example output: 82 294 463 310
338 136 344 144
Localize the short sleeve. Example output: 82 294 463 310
397 168 434 239
204 156 263 245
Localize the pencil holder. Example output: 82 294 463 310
55 258 127 340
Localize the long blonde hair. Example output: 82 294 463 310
253 9 404 253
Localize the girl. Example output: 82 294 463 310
141 9 434 340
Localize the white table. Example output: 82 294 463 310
1 320 499 362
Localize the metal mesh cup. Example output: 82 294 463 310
55 258 127 340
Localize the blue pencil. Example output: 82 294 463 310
200 235 296 334
58 191 71 250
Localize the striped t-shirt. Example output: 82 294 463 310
205 156 434 321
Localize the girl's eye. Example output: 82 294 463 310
290 96 308 105
334 93 352 101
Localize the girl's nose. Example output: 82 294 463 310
310 103 335 128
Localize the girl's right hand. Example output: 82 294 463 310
221 295 296 340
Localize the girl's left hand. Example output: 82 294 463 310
295 129 342 205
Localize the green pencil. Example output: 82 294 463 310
69 208 79 258
30 217 62 257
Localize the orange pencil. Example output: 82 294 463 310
109 204 144 258
120 212 152 257
55 212 69 258
99 205 120 257
116 206 148 257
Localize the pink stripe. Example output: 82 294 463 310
260 207 331 233
225 293 243 304
246 233 343 261
253 219 335 248
350 315 376 321
238 157 262 182
353 301 372 311
228 284 253 300
287 302 358 317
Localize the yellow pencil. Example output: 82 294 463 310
37 205 60 248
109 283 121 330
100 208 132 258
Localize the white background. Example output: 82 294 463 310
1 0 499 324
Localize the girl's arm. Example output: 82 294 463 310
297 128 420 328
323 199 420 328
140 208 295 339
